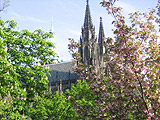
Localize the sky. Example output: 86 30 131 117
0 0 158 61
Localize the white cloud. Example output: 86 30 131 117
10 11 46 23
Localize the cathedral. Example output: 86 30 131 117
79 0 106 70
46 0 106 93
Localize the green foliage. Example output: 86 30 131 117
0 31 26 119
0 19 55 119
27 92 80 120
26 80 98 120
27 95 53 120
65 80 99 119
52 92 80 120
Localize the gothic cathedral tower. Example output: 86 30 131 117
79 0 106 70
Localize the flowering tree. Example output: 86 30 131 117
68 0 160 119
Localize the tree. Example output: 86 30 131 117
0 19 55 119
68 0 160 119
65 80 99 119
27 92 80 120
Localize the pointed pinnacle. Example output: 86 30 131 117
87 0 89 5
100 17 102 22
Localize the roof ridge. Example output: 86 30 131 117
43 61 72 66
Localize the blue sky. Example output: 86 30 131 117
0 0 158 61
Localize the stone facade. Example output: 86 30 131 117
46 62 77 94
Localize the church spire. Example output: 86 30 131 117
48 17 56 43
98 17 105 44
79 0 96 66
84 0 93 29
50 17 54 34
98 17 105 68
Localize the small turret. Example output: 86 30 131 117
98 17 105 45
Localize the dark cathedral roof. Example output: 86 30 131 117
44 62 77 82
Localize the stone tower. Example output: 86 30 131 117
79 0 106 70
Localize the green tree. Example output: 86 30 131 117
0 23 26 119
65 80 99 119
27 92 80 120
0 19 55 119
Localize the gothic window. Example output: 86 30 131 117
103 46 105 54
90 33 92 39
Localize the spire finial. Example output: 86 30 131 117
100 17 102 22
87 0 89 5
